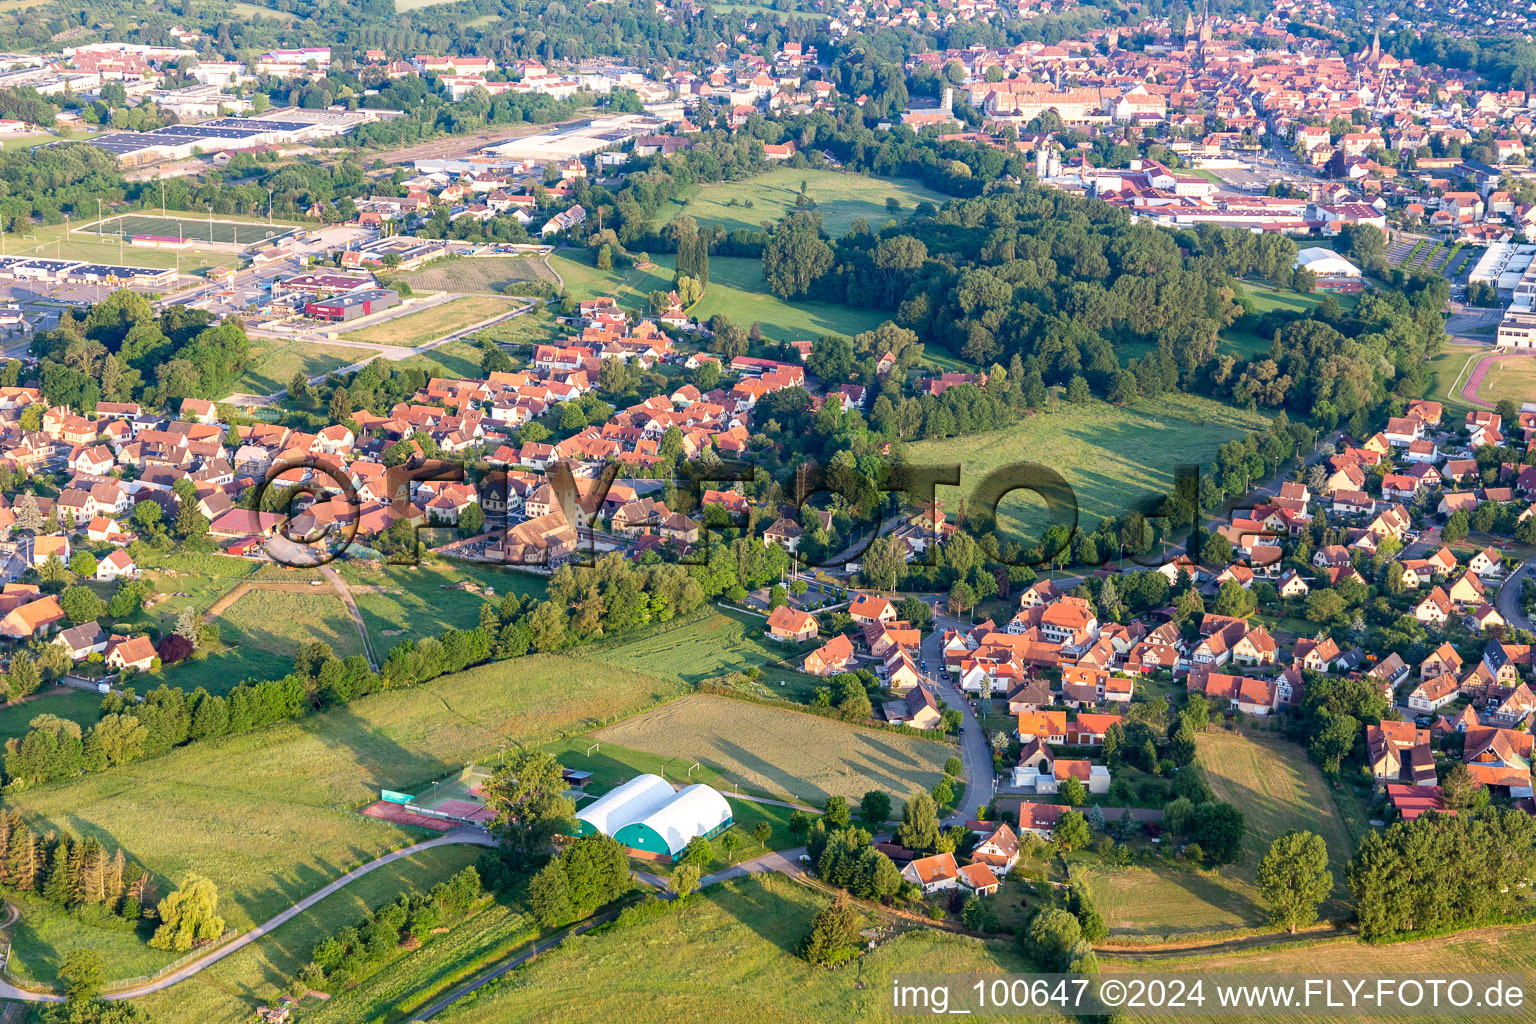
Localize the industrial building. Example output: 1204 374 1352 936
0 255 176 288
272 270 376 298
1471 244 1536 349
82 108 379 167
304 287 399 322
480 114 667 163
573 774 732 862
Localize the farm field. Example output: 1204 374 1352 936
397 255 559 294
346 559 546 651
132 843 493 1024
906 393 1270 545
340 295 519 347
591 693 955 806
549 249 886 341
436 874 1031 1024
1087 731 1362 940
232 337 361 395
654 169 948 238
1467 354 1536 406
0 654 681 987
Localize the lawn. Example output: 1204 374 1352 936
591 693 955 807
393 338 487 379
436 873 1031 1024
1086 730 1363 940
1468 353 1536 407
905 393 1271 546
472 305 559 348
549 249 886 341
1423 348 1481 415
0 688 104 745
345 559 546 653
654 169 949 238
232 337 361 396
340 295 519 348
133 844 492 1024
397 255 559 294
0 654 682 986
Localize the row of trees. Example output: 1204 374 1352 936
0 812 147 921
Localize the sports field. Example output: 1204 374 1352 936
1 653 682 986
2 220 236 275
398 254 559 294
1468 353 1536 407
591 693 954 806
83 214 299 246
654 169 948 238
340 295 519 347
906 393 1271 546
1085 731 1364 939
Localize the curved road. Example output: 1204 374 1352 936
1496 560 1535 633
0 829 496 1004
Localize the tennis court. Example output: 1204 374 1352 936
361 766 496 831
80 214 300 246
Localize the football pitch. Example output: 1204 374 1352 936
80 214 300 246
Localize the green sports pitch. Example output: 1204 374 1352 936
79 214 299 246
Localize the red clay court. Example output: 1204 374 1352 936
362 800 456 832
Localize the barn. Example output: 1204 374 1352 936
574 774 733 862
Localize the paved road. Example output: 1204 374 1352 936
1496 561 1534 633
916 601 995 827
0 829 495 1004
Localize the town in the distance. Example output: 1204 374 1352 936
0 0 1532 1021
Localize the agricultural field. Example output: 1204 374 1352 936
1 654 682 987
1466 354 1536 407
1085 731 1363 940
654 169 949 238
231 337 362 395
133 843 499 1024
340 295 519 348
344 559 546 652
397 254 559 294
437 874 1032 1024
906 393 1271 546
591 693 955 806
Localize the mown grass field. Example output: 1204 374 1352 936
393 338 486 379
592 693 954 806
232 337 360 396
0 688 104 745
1085 731 1363 939
133 844 498 1024
1 655 682 986
398 255 559 294
575 608 816 686
655 169 948 238
549 249 886 341
905 393 1271 546
437 874 1032 1024
217 587 364 659
341 295 518 347
345 559 546 652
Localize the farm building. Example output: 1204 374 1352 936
573 774 732 862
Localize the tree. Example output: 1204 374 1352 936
1059 776 1088 807
860 789 892 823
1441 762 1476 809
60 586 106 625
669 862 702 900
1163 796 1195 837
824 795 851 829
1066 375 1091 404
484 750 576 870
458 503 485 537
1025 907 1081 971
59 948 105 1002
1053 810 1090 851
528 860 573 926
762 213 833 298
800 891 861 966
897 791 940 852
149 875 226 951
174 606 201 650
68 552 98 579
1256 829 1332 933
944 756 963 778
1190 802 1246 864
